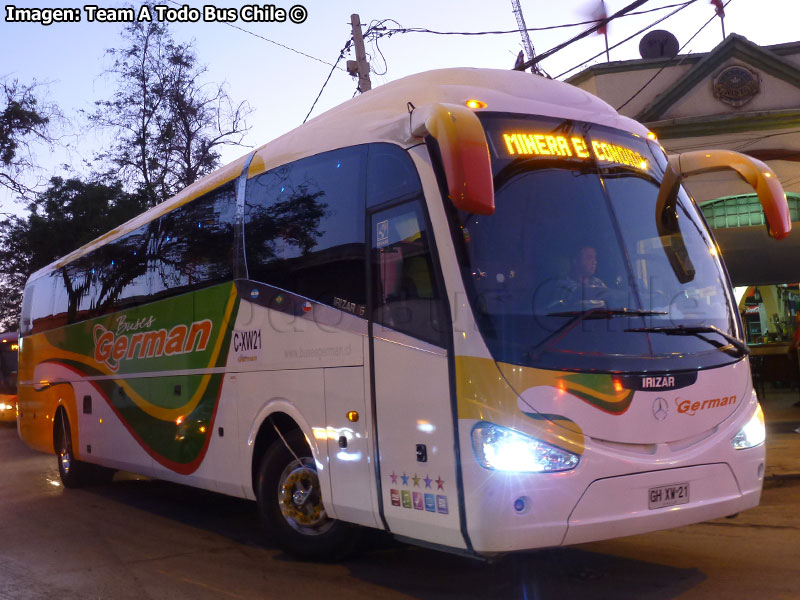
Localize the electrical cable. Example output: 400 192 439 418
303 41 351 124
371 2 695 37
555 0 697 80
516 0 652 71
365 19 394 76
615 0 734 111
164 0 346 70
665 129 800 154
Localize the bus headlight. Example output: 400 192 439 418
732 404 766 450
471 422 579 473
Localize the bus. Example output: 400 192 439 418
17 68 790 560
0 331 18 422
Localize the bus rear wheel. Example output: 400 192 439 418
256 428 362 560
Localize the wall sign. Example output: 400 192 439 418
713 65 760 107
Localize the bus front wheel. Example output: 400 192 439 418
256 429 362 560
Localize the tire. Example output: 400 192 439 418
55 410 115 488
256 428 363 560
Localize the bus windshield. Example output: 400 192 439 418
453 114 738 372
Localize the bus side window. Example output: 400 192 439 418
244 146 367 315
366 143 422 208
21 276 51 336
370 202 446 347
151 184 236 300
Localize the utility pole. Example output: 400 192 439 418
347 14 371 93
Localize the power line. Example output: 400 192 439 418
555 0 697 80
371 2 694 37
615 0 733 111
222 22 348 71
516 0 652 72
303 41 352 124
164 0 345 70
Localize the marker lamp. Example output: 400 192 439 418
732 404 765 450
471 422 579 473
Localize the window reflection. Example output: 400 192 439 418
25 183 237 334
244 146 367 314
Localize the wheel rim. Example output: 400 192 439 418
59 432 71 475
276 457 333 535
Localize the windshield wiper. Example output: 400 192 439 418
624 325 749 358
547 308 668 319
531 308 668 358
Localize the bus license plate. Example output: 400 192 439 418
648 483 689 509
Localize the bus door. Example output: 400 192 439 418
369 200 465 549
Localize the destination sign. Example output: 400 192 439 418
499 131 650 171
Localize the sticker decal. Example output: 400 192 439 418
232 329 262 363
387 468 450 514
424 493 436 512
377 220 389 247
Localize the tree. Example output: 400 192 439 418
0 177 148 330
0 77 59 197
89 17 252 206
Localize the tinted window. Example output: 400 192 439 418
151 184 236 300
23 184 236 335
22 275 51 336
96 222 156 314
244 146 367 313
371 201 446 346
453 113 738 372
366 144 421 208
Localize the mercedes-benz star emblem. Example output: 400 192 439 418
652 397 669 421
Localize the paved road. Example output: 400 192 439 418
1 415 798 600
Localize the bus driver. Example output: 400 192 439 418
554 245 608 310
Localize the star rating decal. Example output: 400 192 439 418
390 470 444 491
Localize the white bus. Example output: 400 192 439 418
17 68 790 559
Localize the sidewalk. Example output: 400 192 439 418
760 385 800 478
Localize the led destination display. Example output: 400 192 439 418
500 131 649 171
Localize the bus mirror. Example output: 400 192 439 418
661 149 791 240
654 164 695 284
412 103 495 215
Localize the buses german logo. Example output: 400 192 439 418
676 395 737 416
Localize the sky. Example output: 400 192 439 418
1 0 798 217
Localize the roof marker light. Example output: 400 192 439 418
465 99 487 109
